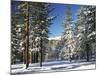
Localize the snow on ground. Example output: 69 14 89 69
11 60 96 74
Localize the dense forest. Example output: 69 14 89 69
11 1 96 70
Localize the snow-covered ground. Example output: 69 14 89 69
11 60 96 75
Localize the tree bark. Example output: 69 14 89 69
40 37 42 67
23 50 26 64
25 2 29 69
86 43 89 62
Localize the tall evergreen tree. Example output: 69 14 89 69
11 1 25 64
75 5 96 61
60 7 75 62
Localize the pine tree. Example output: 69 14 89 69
75 5 96 61
61 7 75 62
84 6 96 61
29 2 56 67
11 1 24 64
75 6 86 60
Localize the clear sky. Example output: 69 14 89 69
48 3 80 38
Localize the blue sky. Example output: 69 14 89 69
48 3 80 38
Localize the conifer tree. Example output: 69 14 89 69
61 7 75 62
75 5 96 61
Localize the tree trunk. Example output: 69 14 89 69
40 38 42 67
25 2 29 69
36 51 39 63
23 50 25 64
86 44 89 62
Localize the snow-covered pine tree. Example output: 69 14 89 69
83 6 96 61
16 1 31 68
74 6 86 60
11 1 25 64
29 2 56 67
75 5 96 61
60 7 75 62
11 14 20 64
